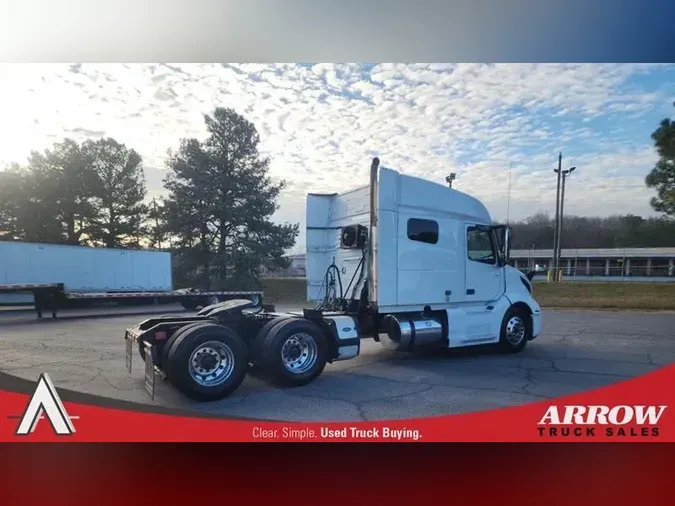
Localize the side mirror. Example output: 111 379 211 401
492 225 511 264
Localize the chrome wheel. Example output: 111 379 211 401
281 333 318 374
188 341 236 387
505 316 526 346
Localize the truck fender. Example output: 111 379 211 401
321 315 360 361
484 295 539 343
505 294 542 339
505 293 541 318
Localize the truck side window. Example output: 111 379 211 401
407 218 438 245
467 227 496 264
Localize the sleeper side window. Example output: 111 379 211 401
467 226 496 264
407 218 438 245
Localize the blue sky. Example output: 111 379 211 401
0 63 673 253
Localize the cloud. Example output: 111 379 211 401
0 63 673 253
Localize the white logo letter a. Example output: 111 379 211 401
15 373 76 436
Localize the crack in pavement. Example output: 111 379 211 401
521 368 538 395
2 357 113 372
328 355 396 373
283 384 437 422
354 404 368 421
341 370 549 400
289 379 433 406
354 384 436 421
64 370 105 391
0 358 24 368
549 360 658 377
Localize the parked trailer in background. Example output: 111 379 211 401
0 241 263 318
0 241 173 292
124 157 542 402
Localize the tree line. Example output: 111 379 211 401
0 107 298 289
507 212 675 250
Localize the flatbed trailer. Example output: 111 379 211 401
123 158 543 402
0 283 263 319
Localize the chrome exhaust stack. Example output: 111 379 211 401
368 157 379 311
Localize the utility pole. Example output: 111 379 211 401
552 153 563 281
556 166 576 277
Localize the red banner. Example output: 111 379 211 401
1 363 673 442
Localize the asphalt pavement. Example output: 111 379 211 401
0 304 673 421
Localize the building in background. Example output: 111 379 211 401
511 247 675 280
260 253 306 278
264 248 675 281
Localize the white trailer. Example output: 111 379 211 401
124 158 542 401
0 241 263 318
0 241 173 292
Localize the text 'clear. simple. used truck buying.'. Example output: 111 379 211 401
124 158 543 401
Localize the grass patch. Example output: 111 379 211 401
261 277 675 311
532 281 675 311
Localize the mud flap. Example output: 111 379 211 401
125 335 133 373
144 342 156 400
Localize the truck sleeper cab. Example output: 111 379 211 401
306 157 541 350
124 157 542 402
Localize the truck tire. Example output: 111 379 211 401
246 317 293 378
163 322 248 401
158 321 208 368
249 317 292 366
256 318 329 387
498 306 531 353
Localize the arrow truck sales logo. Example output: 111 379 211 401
9 373 78 436
538 405 667 438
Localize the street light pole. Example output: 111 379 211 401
556 166 576 279
552 153 563 281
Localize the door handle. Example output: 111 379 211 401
466 289 475 295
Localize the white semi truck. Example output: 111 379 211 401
124 158 542 401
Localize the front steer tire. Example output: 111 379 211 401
256 318 329 388
498 306 531 354
163 322 248 402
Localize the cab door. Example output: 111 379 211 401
464 225 503 304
